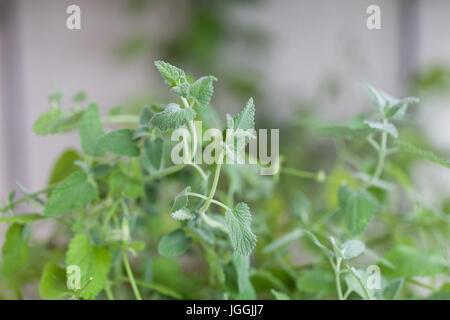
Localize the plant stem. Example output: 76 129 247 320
121 248 142 300
185 192 230 211
186 162 207 180
332 257 344 300
199 211 229 233
1 184 56 212
407 278 438 291
281 167 325 182
199 151 224 213
102 115 139 124
188 120 197 160
144 164 185 181
101 199 120 241
370 118 388 183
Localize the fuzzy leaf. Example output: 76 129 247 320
158 229 192 257
44 171 96 216
98 129 140 157
190 76 217 108
65 234 111 299
48 149 81 185
338 186 377 235
33 108 84 135
2 224 29 275
79 104 105 157
39 263 69 300
150 103 196 131
228 98 255 131
144 138 164 173
364 120 398 138
383 278 403 300
383 246 446 278
396 140 450 169
341 239 365 260
225 202 257 256
154 60 186 87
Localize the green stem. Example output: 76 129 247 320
101 199 121 241
186 163 208 180
105 282 115 300
1 184 56 212
185 192 230 211
281 167 325 182
144 164 185 181
187 120 197 160
370 119 388 184
199 151 224 213
121 248 142 300
407 278 438 291
332 257 344 300
200 211 229 233
102 115 139 124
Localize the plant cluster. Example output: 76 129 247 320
0 61 448 300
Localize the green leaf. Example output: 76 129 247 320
139 105 152 127
189 76 217 108
171 82 190 98
341 239 365 260
144 138 164 173
0 213 44 224
44 171 96 216
66 234 111 299
344 268 376 300
48 149 81 185
170 187 193 221
39 262 69 300
33 108 84 135
232 255 256 299
364 120 398 138
228 98 255 131
2 224 29 275
79 104 105 157
263 228 303 254
133 280 183 299
383 278 403 300
396 140 450 169
225 202 257 256
154 60 186 87
158 229 192 257
271 289 290 300
338 185 377 235
365 85 419 118
296 267 335 295
73 91 87 103
91 164 112 178
108 170 142 199
150 103 196 132
302 229 334 258
98 129 140 157
365 85 386 114
171 209 195 221
383 245 446 278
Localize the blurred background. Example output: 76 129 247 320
1 0 450 212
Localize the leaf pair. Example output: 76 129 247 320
154 60 216 109
365 85 419 119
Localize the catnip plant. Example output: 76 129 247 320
0 61 449 300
